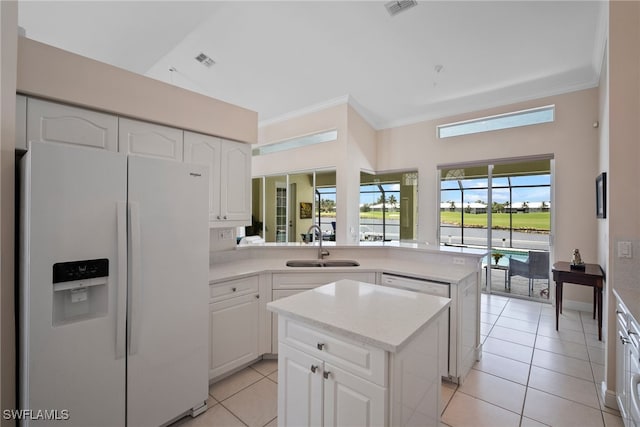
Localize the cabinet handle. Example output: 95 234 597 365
323 371 331 379
217 215 221 220
629 330 638 336
255 294 260 299
621 335 631 344
224 215 228 220
231 287 237 292
310 365 318 373
317 343 325 350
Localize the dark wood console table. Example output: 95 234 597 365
552 262 604 340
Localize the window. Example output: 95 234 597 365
360 171 418 242
252 170 336 243
252 130 338 156
437 105 554 138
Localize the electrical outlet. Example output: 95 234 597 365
453 257 465 265
219 229 233 240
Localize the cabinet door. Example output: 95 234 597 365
119 117 183 161
27 98 118 151
184 131 221 222
278 343 323 427
323 363 386 427
220 140 251 222
209 293 260 379
616 313 629 421
272 289 307 354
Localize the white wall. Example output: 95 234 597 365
0 1 17 422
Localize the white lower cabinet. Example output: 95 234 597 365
276 313 443 427
209 276 261 380
278 343 386 427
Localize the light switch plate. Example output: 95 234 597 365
617 241 633 258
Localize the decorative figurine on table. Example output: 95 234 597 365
492 252 503 265
570 248 586 270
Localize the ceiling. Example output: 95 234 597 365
18 1 606 130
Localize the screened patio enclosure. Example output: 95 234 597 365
439 158 552 301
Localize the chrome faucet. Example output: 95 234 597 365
307 225 330 259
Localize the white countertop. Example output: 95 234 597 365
267 279 451 353
209 256 477 284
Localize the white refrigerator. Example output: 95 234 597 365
19 141 210 426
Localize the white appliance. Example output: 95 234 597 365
628 319 640 427
19 141 210 426
379 273 450 377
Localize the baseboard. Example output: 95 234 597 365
601 381 619 411
561 299 593 313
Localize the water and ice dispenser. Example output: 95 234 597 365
52 259 109 325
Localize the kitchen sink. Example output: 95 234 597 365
322 260 360 267
286 259 360 267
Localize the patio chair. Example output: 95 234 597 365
508 251 550 297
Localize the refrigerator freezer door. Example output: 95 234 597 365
20 141 127 426
126 155 210 427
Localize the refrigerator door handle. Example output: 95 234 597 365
116 201 127 359
128 201 142 356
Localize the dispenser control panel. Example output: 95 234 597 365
53 259 109 284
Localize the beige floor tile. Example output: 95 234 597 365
586 333 605 348
441 380 457 412
603 412 624 427
481 312 500 325
263 417 277 427
473 352 530 385
267 371 277 383
251 358 278 376
222 378 278 427
458 369 526 413
531 348 594 381
210 367 264 401
483 336 534 363
534 335 589 360
442 391 520 427
480 322 493 336
171 403 246 427
523 388 604 427
537 323 587 344
488 325 536 347
540 316 584 333
500 308 541 324
207 395 217 408
495 316 539 334
592 362 605 384
528 366 600 409
588 345 606 365
520 416 550 427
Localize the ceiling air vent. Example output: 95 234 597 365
195 53 215 68
385 0 418 16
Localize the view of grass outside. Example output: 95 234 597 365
440 211 550 232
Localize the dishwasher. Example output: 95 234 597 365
379 273 450 378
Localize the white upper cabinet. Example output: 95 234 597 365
119 117 183 161
26 98 118 151
220 140 251 222
184 131 251 227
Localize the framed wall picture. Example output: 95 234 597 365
300 202 312 219
596 172 607 219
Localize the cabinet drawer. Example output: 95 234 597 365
273 272 376 290
279 318 387 387
210 275 259 302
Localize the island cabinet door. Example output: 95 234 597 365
278 343 323 427
323 363 387 427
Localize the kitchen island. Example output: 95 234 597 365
267 279 451 427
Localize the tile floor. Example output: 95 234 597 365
174 293 624 427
